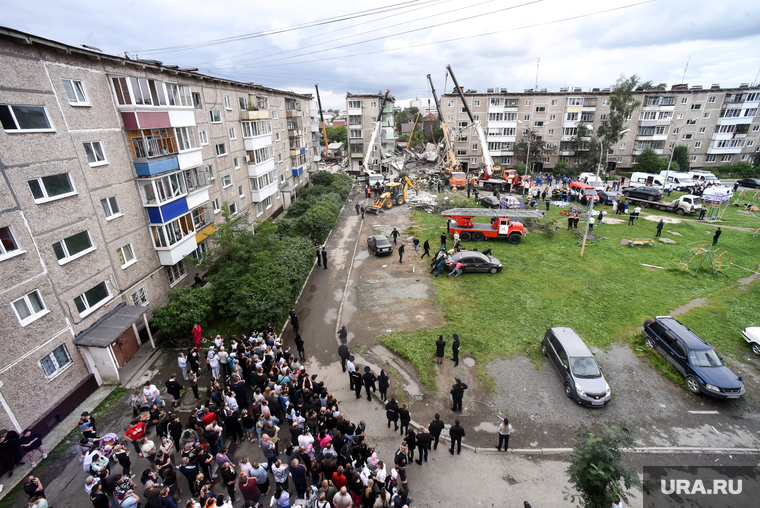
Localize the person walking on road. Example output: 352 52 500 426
390 228 400 245
294 333 305 362
355 203 361 215
415 427 432 465
378 369 389 401
398 244 404 264
19 430 46 468
385 399 399 431
165 374 183 408
450 378 467 412
440 233 447 252
360 206 365 219
338 325 348 344
398 404 411 436
351 369 363 399
337 344 350 374
656 219 664 237
346 355 356 389
316 245 322 267
421 239 431 259
435 335 446 365
289 308 299 335
413 237 420 256
449 420 465 455
713 228 722 246
321 247 328 269
362 367 377 401
394 442 409 489
452 334 461 366
497 418 513 452
429 414 444 450
192 323 202 350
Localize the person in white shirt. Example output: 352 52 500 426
497 418 513 451
142 383 162 406
612 495 623 508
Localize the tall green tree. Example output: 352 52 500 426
325 125 347 146
514 129 554 172
151 286 214 339
633 148 669 173
565 422 641 508
570 123 602 174
597 75 642 171
671 145 690 173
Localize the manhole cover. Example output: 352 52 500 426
462 357 476 367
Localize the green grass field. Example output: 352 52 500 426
379 197 760 391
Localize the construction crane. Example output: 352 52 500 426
362 89 391 175
314 84 330 157
407 113 421 151
428 74 462 186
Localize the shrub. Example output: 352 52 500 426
152 286 214 339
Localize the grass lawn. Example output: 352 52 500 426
379 197 760 391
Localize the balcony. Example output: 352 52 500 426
311 123 319 132
156 233 197 266
244 135 272 152
251 181 277 202
292 166 304 178
347 108 362 116
177 148 203 170
240 110 270 121
248 157 275 178
149 211 198 266
134 154 180 177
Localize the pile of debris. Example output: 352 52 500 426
406 190 440 212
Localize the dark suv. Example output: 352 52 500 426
541 327 611 407
642 316 745 399
621 186 663 201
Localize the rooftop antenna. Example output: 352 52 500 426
535 57 540 91
680 55 691 84
753 67 760 87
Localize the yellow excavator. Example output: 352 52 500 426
366 177 417 213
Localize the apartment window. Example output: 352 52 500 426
229 202 237 215
742 154 750 161
0 226 21 259
215 143 228 156
686 119 697 125
62 79 88 105
238 185 244 198
222 174 232 188
549 114 556 121
682 134 693 140
474 115 479 122
472 143 478 150
673 128 679 134
458 121 468 128
602 99 609 105
264 196 272 209
53 230 94 264
74 281 110 316
224 96 232 110
474 100 480 106
681 97 688 104
749 140 755 146
619 143 626 149
255 203 263 216
272 110 278 119
706 155 716 162
600 114 607 121
100 196 121 220
535 106 546 112
131 287 148 306
690 104 702 110
745 108 758 117
239 97 248 110
458 107 465 113
694 141 702 148
699 127 706 133
523 114 530 121
347 100 361 109
534 121 544 127
370 102 377 108
277 153 283 162
166 260 186 287
210 110 222 123
275 132 280 141
566 112 579 121
206 164 214 180
551 100 558 106
116 243 136 268
0 104 54 132
721 155 732 162
12 290 48 326
617 157 623 163
708 96 716 103
199 130 208 145
547 129 554 135
229 127 236 140
447 101 454 107
471 157 477 164
525 100 532 106
703 112 710 119
677 113 684 119
40 345 72 378
753 126 760 132
212 198 220 213
234 157 240 169
191 241 207 261
192 92 202 108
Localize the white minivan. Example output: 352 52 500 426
578 172 604 190
629 172 666 188
659 171 697 191
688 171 721 186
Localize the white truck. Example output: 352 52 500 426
630 172 666 188
624 194 703 215
578 172 605 190
688 170 721 186
659 171 697 191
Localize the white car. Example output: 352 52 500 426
741 327 760 355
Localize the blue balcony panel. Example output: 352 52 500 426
292 166 303 177
134 156 180 177
301 147 306 155
147 197 189 224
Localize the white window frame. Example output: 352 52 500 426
74 281 111 318
27 173 76 204
699 127 706 133
100 196 121 221
278 153 283 162
470 157 477 164
275 132 280 141
229 127 236 140
0 226 24 261
206 164 215 180
264 196 272 209
682 134 693 140
166 260 187 287
677 113 684 119
229 202 238 215
694 141 702 148
523 114 530 121
212 198 221 213
255 202 263 216
130 287 148 307
234 156 240 169
238 185 245 198
551 100 558 106
39 344 73 380
210 110 222 123
708 96 716 103
222 174 232 188
548 129 554 136
703 112 710 119
1 104 55 133
681 97 688 104
706 155 716 162
83 141 107 166
272 110 278 119
11 289 49 326
224 95 232 110
215 143 228 157
199 130 209 145
742 154 750 161
447 101 454 107
472 143 478 150
721 155 732 162
474 100 480 107
53 230 95 265
116 243 137 269
61 79 89 106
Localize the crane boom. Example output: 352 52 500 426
314 84 330 156
407 113 420 150
446 64 496 180
427 74 458 174
362 89 391 174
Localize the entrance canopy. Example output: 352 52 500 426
73 304 147 348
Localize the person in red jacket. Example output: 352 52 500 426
124 420 146 455
192 323 202 350
331 466 347 490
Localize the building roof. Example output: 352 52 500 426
0 26 312 99
346 91 397 101
73 303 147 348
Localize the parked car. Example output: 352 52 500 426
741 327 760 355
445 251 502 274
736 178 760 189
597 190 621 205
642 316 745 399
541 327 611 407
367 235 393 256
478 196 501 209
621 186 664 201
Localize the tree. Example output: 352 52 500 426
152 286 214 339
570 124 602 174
671 145 690 173
425 124 444 145
514 129 554 173
597 75 642 171
565 422 641 508
754 153 760 168
325 125 347 146
633 148 669 173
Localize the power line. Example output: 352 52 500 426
129 0 441 55
207 0 654 72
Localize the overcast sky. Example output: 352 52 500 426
5 0 760 110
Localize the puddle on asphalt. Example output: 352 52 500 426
308 285 317 293
299 308 310 320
